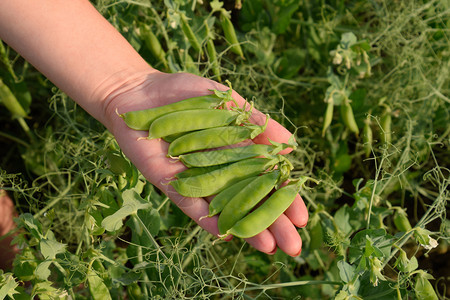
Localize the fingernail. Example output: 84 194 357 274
267 247 277 255
291 248 302 257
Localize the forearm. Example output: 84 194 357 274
0 0 155 126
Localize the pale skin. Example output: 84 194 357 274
0 0 308 257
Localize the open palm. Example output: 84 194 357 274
103 71 308 256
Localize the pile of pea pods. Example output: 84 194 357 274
120 86 316 239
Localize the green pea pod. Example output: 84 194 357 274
218 170 280 234
163 131 194 143
220 9 244 58
178 144 276 168
414 271 438 300
175 165 224 179
309 214 324 250
204 21 221 82
226 177 312 238
168 117 269 156
87 269 112 300
127 282 143 300
120 94 222 130
206 38 221 82
180 13 202 54
0 79 27 119
148 108 240 139
105 151 130 175
322 100 334 137
170 157 279 198
380 108 392 145
363 116 373 158
182 51 200 75
340 102 359 135
140 24 168 69
393 209 412 232
207 176 258 217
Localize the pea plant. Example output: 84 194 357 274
1 0 449 299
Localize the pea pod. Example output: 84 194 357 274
140 24 168 69
180 13 202 54
120 94 222 130
363 116 373 158
393 209 412 232
340 102 359 135
309 214 324 250
322 100 334 137
206 176 258 218
175 165 224 179
178 144 276 168
414 271 438 300
127 282 143 300
170 157 279 198
182 51 200 75
225 177 312 238
168 117 269 156
205 21 221 82
148 109 240 139
163 131 193 143
0 79 27 118
206 38 221 82
380 107 392 145
218 170 280 235
87 268 112 300
220 9 244 58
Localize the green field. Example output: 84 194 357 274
0 0 449 299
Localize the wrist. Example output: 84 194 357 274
99 69 166 135
92 66 160 129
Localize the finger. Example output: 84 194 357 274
111 123 221 235
284 195 309 228
231 94 295 154
188 78 295 154
253 119 295 155
163 186 222 236
244 229 277 255
268 214 303 257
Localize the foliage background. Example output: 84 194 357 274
0 0 449 299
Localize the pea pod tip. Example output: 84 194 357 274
115 107 125 119
198 214 211 221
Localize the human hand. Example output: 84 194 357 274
103 70 308 256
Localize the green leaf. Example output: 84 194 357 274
364 237 384 258
17 213 43 239
334 290 350 300
32 281 67 300
349 229 393 263
35 260 52 281
12 248 37 281
210 0 223 12
132 208 160 238
272 1 300 34
358 273 397 299
112 270 141 286
274 48 306 79
337 260 355 283
39 238 66 260
327 68 342 88
334 205 353 236
340 32 357 49
101 189 151 232
0 272 19 299
356 256 367 274
394 249 418 273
